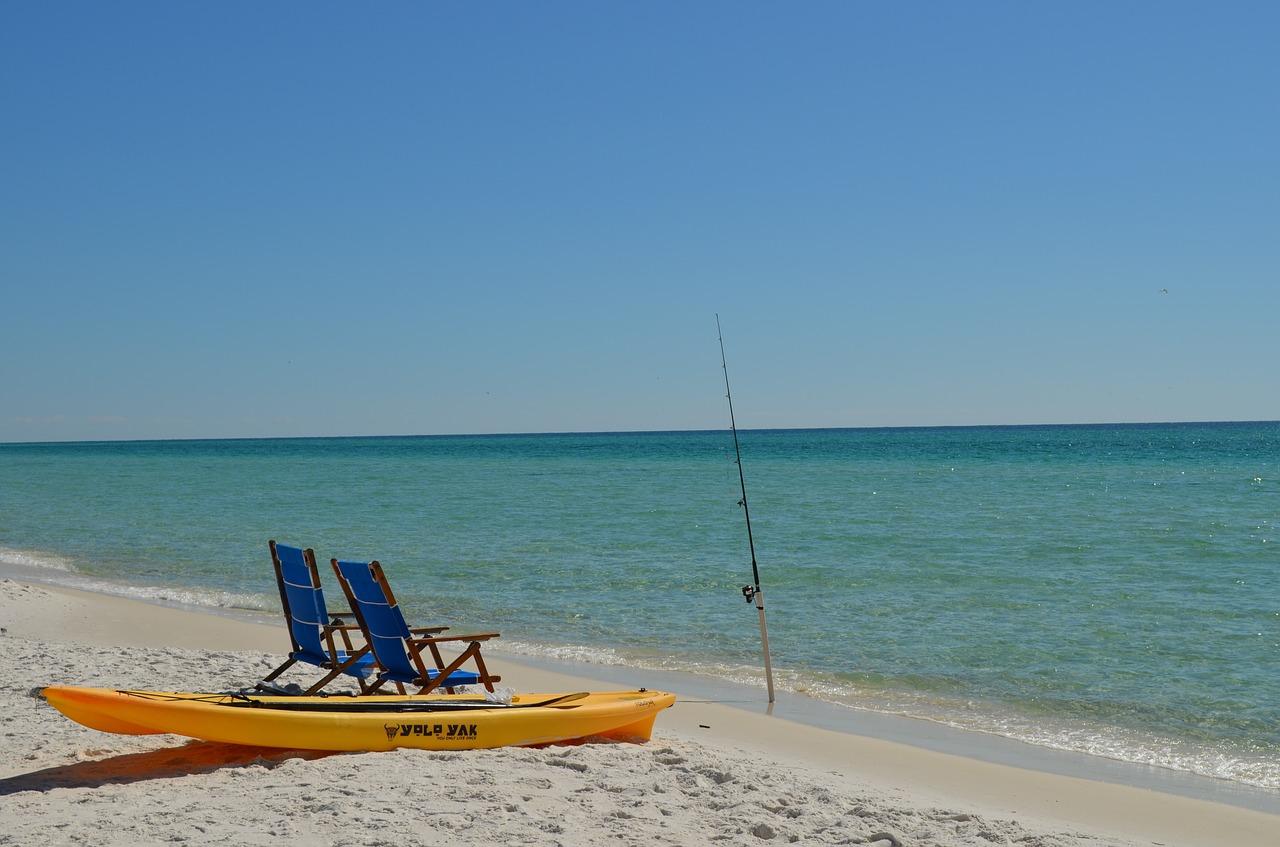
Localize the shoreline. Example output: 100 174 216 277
5 555 1279 816
2 576 1277 846
508 653 1280 817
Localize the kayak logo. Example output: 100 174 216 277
382 722 478 740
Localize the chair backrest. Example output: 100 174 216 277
269 540 332 662
332 559 417 681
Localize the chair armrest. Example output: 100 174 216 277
327 604 362 624
407 632 499 646
320 623 365 633
409 626 449 635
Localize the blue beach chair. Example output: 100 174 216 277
331 558 501 695
260 540 378 695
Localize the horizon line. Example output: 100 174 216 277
2 418 1278 447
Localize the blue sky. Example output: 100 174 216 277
2 2 1277 441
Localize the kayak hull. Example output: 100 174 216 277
42 686 675 751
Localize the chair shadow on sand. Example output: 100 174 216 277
0 741 336 796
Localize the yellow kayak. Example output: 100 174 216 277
42 686 675 751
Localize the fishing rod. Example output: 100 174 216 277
715 314 776 704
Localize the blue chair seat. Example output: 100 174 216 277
378 667 481 686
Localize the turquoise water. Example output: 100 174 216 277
1 423 1277 787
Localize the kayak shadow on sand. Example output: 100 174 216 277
0 742 335 795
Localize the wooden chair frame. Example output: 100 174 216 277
331 557 502 696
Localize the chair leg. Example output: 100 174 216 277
472 649 497 693
424 643 456 693
302 644 375 696
416 643 481 696
261 656 296 683
302 666 345 696
338 630 373 694
426 642 448 673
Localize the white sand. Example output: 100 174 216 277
1 579 1275 846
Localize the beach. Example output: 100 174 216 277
1 578 1275 846
4 428 1277 794
6 0 1278 841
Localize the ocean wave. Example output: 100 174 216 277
790 671 1280 790
797 679 1280 791
500 640 629 665
0 545 78 572
0 547 273 614
64 578 276 614
954 708 1280 791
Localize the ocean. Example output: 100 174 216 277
1 423 1277 788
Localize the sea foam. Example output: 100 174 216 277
0 545 272 614
0 546 77 572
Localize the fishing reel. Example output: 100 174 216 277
741 584 759 604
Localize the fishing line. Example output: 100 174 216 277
715 315 777 704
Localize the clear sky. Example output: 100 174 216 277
2 2 1277 442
